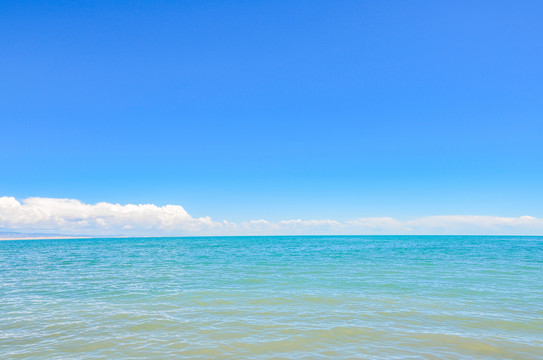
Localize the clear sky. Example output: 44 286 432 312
1 1 542 235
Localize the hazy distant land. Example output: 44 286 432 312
0 231 91 240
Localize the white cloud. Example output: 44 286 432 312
404 215 543 235
0 196 217 236
1 196 543 236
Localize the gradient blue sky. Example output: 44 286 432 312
1 0 542 224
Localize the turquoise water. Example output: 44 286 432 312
1 236 542 359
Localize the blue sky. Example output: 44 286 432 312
1 1 542 234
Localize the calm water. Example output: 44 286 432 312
1 236 542 359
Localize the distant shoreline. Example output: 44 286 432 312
2 234 542 241
0 236 92 241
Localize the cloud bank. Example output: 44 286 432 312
1 196 543 236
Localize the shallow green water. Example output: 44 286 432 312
1 236 542 359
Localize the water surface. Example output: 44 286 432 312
1 236 542 359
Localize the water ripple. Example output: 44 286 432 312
1 236 542 359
